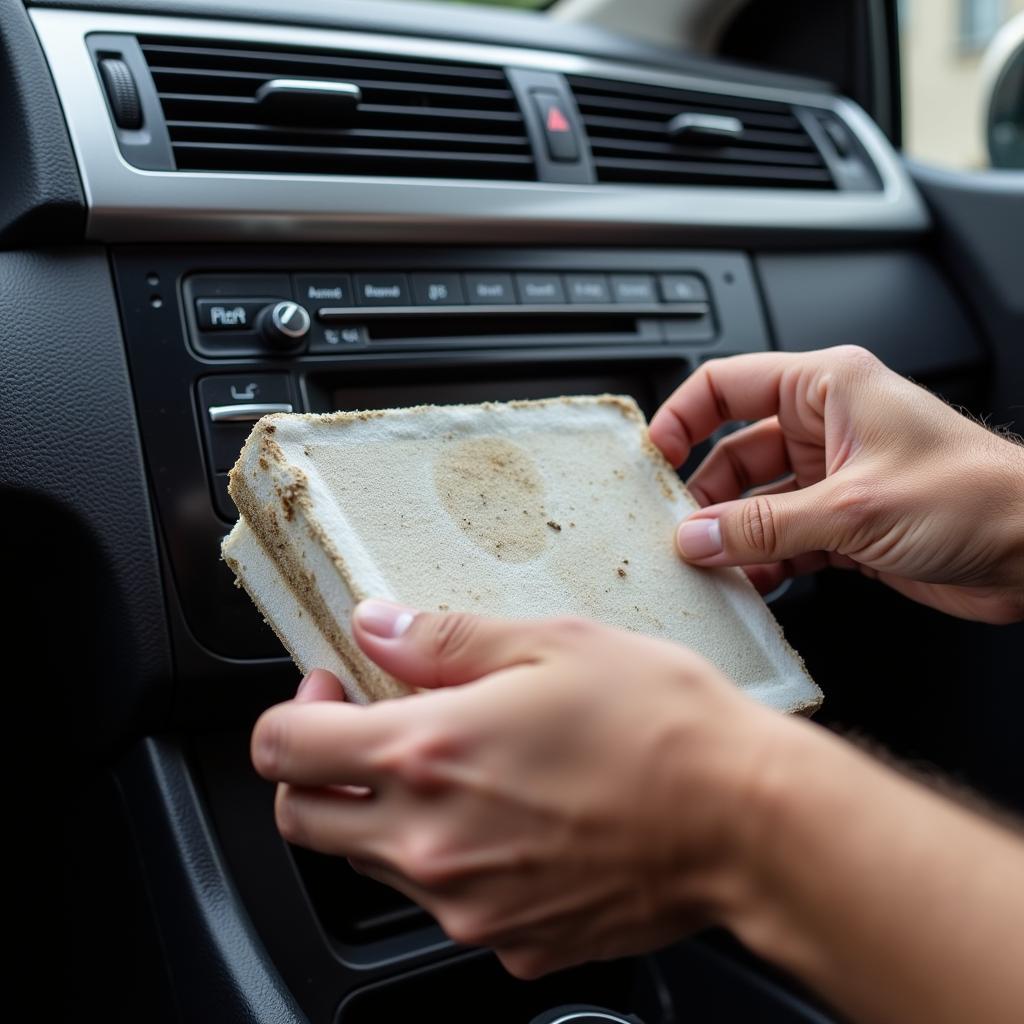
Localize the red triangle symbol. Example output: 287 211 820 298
546 105 571 133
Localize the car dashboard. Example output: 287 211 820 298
4 2 1019 1022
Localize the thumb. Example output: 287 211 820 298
294 668 346 703
676 482 841 567
352 600 539 689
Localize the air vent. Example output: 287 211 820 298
568 75 834 189
138 37 536 180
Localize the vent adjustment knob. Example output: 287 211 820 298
98 57 143 130
258 301 311 350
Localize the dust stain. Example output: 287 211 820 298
434 437 548 563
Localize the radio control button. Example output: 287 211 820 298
659 274 708 303
515 274 565 304
294 274 353 307
565 274 612 303
610 275 657 304
411 273 465 306
258 300 310 349
195 298 267 331
465 273 517 304
354 274 410 306
309 324 369 352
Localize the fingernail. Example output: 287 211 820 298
677 518 723 560
355 599 417 639
296 672 312 697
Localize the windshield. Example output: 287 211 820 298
404 0 551 8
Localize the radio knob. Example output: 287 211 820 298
258 300 311 349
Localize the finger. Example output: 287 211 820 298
742 551 833 593
274 783 390 859
686 417 791 506
675 480 844 567
733 476 799 590
294 668 346 703
871 574 1024 625
745 473 798 498
252 701 396 786
649 352 811 467
743 563 788 594
353 600 541 689
348 857 438 912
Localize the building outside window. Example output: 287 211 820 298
959 0 1005 51
901 0 1023 168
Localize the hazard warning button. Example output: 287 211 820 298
530 90 580 163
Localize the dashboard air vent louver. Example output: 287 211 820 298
567 75 834 189
138 36 536 180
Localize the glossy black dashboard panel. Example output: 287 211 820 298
111 245 767 677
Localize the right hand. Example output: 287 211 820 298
649 346 1024 624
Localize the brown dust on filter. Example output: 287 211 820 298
434 437 549 563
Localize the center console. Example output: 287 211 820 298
110 243 836 1023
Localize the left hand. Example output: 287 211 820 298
251 601 794 978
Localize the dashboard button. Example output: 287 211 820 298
309 324 370 352
659 274 708 303
198 374 292 409
515 274 566 304
257 301 310 350
610 275 658 303
354 274 410 306
531 90 581 163
411 273 465 306
294 274 353 307
199 374 294 472
195 298 267 331
565 274 612 303
464 273 517 304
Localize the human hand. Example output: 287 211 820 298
252 602 795 978
648 346 1024 623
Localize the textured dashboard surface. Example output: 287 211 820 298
0 0 84 243
0 248 171 751
116 737 308 1024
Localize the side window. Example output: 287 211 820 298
900 0 1024 169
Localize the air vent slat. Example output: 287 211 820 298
167 121 531 152
581 116 815 150
174 141 533 164
593 157 833 187
171 141 533 176
588 138 825 167
570 76 791 113
140 35 535 180
568 74 834 190
149 66 516 106
141 42 509 85
573 95 801 132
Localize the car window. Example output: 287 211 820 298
900 0 1024 169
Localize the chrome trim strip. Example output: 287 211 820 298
208 402 294 422
29 8 929 242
